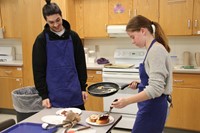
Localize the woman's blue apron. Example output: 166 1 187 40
45 34 83 108
132 39 168 133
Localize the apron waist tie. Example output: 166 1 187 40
166 94 173 108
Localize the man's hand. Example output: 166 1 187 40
82 91 88 102
42 98 51 108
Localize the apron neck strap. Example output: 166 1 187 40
143 39 156 63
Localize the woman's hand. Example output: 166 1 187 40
42 98 51 108
111 98 129 108
128 81 140 90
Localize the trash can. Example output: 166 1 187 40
11 86 44 122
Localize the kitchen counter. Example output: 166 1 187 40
86 63 200 74
173 66 200 74
87 63 105 70
0 60 23 66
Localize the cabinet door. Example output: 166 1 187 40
85 70 103 112
165 87 200 131
0 77 23 109
19 0 42 86
108 0 132 25
159 0 193 35
74 0 84 38
0 0 21 38
41 0 67 28
83 0 108 38
193 0 200 35
133 0 159 22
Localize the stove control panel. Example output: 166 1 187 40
114 48 146 59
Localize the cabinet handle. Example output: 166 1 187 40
168 0 186 3
88 76 94 78
194 20 198 28
128 9 131 18
4 70 12 74
105 24 107 33
187 20 191 29
174 79 184 83
134 9 137 16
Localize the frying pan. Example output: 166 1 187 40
87 82 129 97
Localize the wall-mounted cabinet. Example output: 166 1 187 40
83 0 108 38
41 0 76 30
192 0 200 35
0 0 21 38
133 0 159 22
160 0 200 35
108 0 133 25
74 0 84 38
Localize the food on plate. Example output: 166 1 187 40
61 110 68 116
61 110 80 116
89 114 99 122
89 114 109 124
97 86 104 89
62 111 81 128
96 114 109 124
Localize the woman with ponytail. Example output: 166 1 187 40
32 0 87 110
112 15 173 133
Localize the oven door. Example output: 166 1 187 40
103 71 139 115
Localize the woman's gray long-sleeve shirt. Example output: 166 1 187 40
144 42 173 99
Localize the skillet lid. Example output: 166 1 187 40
87 82 119 97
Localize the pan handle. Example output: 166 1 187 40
121 84 129 90
121 82 140 90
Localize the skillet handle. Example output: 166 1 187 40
121 84 129 90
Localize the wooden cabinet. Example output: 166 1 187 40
19 0 42 86
0 66 23 109
133 0 159 22
108 0 133 25
165 73 200 131
0 0 21 38
83 0 108 38
85 70 103 112
74 0 84 38
108 0 159 25
193 0 200 35
41 0 76 31
159 0 199 35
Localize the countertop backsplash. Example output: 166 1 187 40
84 36 200 66
0 36 200 66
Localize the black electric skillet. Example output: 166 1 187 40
87 82 130 97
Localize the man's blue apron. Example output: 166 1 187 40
45 34 83 107
132 39 168 133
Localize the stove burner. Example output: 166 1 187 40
0 59 7 62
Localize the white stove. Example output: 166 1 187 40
102 48 146 129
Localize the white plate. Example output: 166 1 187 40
56 108 82 116
86 116 114 126
41 115 66 125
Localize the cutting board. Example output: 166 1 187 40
104 64 134 69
